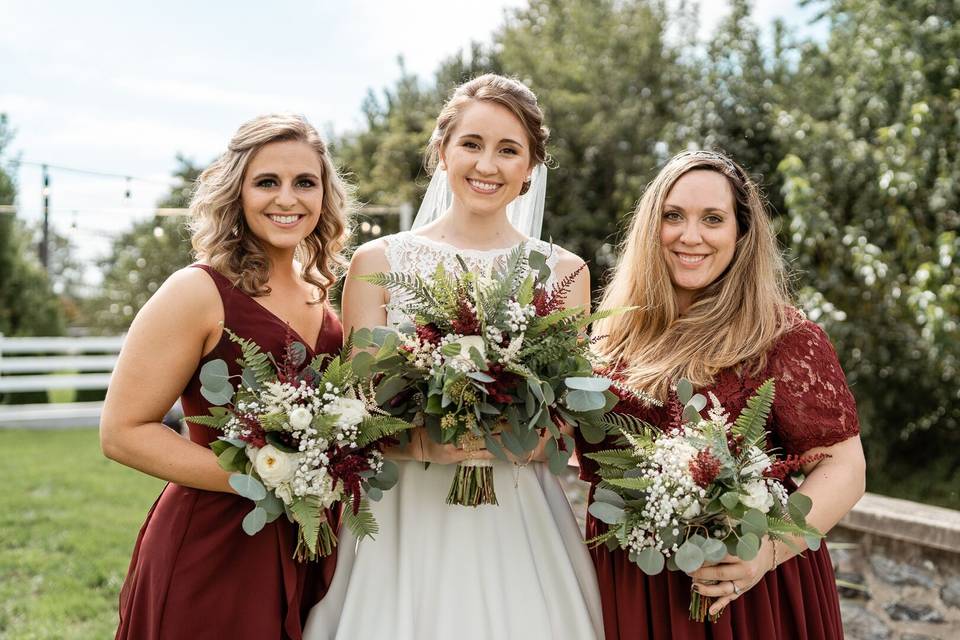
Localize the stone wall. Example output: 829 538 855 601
558 472 960 639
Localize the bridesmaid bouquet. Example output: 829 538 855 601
188 329 413 560
357 244 619 506
585 379 825 621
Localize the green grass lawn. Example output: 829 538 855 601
0 428 164 639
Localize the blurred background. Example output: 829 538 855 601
1 0 958 637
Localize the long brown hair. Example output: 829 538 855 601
594 150 797 399
425 73 550 193
190 113 352 302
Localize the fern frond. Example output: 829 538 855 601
185 414 231 429
604 476 652 491
344 497 379 540
601 412 657 436
355 415 415 448
733 378 775 445
584 448 639 469
225 328 274 385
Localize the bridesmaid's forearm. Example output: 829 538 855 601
101 422 235 493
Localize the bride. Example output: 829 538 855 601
304 74 604 639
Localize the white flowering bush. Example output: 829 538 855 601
586 378 824 621
188 329 413 561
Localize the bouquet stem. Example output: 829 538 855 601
689 587 722 623
447 459 497 506
295 517 338 561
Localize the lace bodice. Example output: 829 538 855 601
382 231 561 327
577 315 861 483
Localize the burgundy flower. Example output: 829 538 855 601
237 414 267 448
416 323 442 345
533 263 587 316
764 452 830 481
483 363 520 404
451 297 480 335
689 449 721 488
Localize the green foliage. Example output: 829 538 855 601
354 414 415 448
732 378 775 447
343 497 379 540
82 156 200 334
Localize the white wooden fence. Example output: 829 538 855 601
0 334 123 428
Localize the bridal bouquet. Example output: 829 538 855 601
356 244 619 506
188 329 413 561
586 379 825 621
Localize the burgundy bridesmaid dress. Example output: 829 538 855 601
116 264 343 640
576 316 860 639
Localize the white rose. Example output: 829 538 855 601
740 480 775 513
681 500 701 520
741 446 773 478
254 445 299 487
326 397 368 428
289 407 313 430
454 335 487 363
274 483 294 506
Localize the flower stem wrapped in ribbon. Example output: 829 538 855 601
585 378 825 621
188 328 414 560
357 244 626 506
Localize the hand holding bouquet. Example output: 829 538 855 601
586 379 825 621
357 245 622 506
189 329 413 560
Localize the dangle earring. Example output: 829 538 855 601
519 178 532 196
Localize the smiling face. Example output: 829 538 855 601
439 100 532 219
659 169 739 312
240 139 325 260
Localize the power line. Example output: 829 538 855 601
10 160 176 187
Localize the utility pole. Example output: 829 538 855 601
40 165 50 269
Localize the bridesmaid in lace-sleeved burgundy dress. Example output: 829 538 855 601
100 114 351 639
578 150 866 639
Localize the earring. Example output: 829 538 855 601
519 179 532 196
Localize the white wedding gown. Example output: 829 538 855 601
304 232 605 640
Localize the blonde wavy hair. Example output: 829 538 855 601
593 150 797 399
190 113 351 302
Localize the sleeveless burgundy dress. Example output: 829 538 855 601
116 264 343 640
576 317 860 640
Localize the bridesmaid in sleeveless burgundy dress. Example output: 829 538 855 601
100 114 352 639
581 150 866 639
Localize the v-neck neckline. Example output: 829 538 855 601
244 295 327 354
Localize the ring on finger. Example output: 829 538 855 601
731 581 741 596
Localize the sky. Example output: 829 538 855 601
0 0 826 271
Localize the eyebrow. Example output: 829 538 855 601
664 203 731 215
458 133 526 147
251 172 321 181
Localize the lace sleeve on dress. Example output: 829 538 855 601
766 319 860 454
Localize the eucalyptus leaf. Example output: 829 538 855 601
441 343 463 357
288 341 307 367
675 540 706 573
370 460 400 490
257 491 285 520
351 351 375 378
468 371 496 383
588 501 626 525
199 359 230 393
702 537 728 563
593 487 625 508
676 378 694 404
580 421 606 444
375 375 409 405
720 492 741 510
688 393 707 412
200 381 235 406
481 433 508 462
566 389 606 412
229 473 267 501
788 492 813 521
540 382 555 405
528 377 545 403
241 367 261 391
741 508 769 537
736 532 761 560
366 486 384 502
804 533 823 551
241 506 267 536
682 404 702 424
499 430 528 457
564 377 612 392
635 547 666 575
351 328 374 348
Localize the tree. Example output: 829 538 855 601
83 156 199 334
776 0 960 505
0 114 66 338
